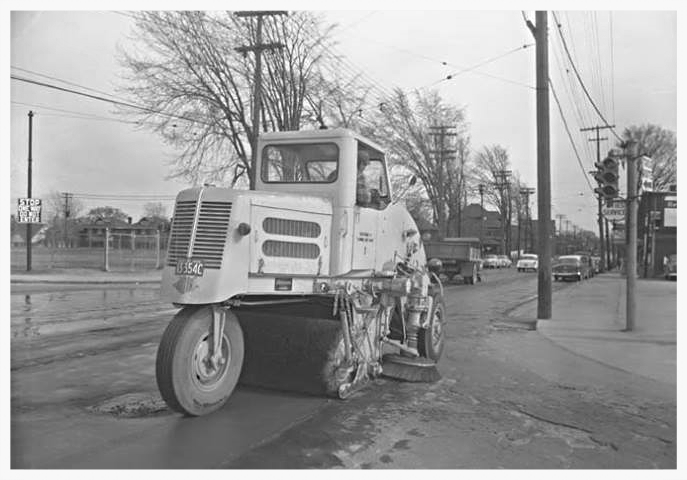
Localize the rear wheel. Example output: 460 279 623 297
156 306 244 416
465 264 477 285
418 295 445 362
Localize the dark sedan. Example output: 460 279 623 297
553 255 592 282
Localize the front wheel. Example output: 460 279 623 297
418 295 445 362
156 306 244 416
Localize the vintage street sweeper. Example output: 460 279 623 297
157 128 446 416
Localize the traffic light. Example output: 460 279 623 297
593 155 619 199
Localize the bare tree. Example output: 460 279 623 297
143 201 169 219
620 124 676 191
119 11 339 188
472 145 513 254
371 88 470 237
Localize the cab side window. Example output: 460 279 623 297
356 149 390 210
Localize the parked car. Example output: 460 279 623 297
664 254 677 280
516 254 538 272
483 254 500 269
497 255 512 268
553 255 592 281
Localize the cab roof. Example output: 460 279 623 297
259 128 385 153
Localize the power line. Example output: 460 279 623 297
430 44 534 85
426 44 535 90
10 100 158 126
549 78 595 193
551 11 621 141
10 74 211 127
334 11 378 35
11 65 129 103
549 28 595 163
609 12 616 124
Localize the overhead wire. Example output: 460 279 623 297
549 78 595 193
592 12 608 116
10 100 159 126
425 44 535 90
549 25 595 162
11 65 129 104
551 11 621 141
10 74 212 127
609 12 616 124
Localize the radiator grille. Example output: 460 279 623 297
262 217 321 238
166 200 197 266
262 240 320 259
166 199 232 269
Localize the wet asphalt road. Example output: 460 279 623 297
10 269 676 468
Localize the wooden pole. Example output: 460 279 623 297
535 11 552 319
625 143 638 331
26 111 34 271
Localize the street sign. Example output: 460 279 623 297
17 198 42 224
602 200 625 220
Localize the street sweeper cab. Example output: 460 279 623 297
157 128 446 416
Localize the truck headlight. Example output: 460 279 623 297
237 222 251 236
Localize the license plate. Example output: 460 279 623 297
175 259 204 277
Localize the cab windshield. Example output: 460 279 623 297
261 143 339 183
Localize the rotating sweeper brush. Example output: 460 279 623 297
154 128 446 416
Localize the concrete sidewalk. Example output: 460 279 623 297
511 273 677 386
10 268 162 284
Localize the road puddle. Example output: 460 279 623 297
11 287 164 339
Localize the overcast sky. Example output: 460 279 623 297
8 6 677 232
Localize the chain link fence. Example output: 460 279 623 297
11 230 167 272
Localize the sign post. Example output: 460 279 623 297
26 111 34 271
17 196 43 271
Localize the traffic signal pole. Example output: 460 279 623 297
581 124 615 271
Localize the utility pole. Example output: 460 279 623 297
429 125 457 237
26 111 34 272
606 219 618 266
520 187 535 252
624 141 639 331
62 192 73 248
478 183 485 248
526 11 552 319
234 11 287 190
582 124 615 270
493 169 512 255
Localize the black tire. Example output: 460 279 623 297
418 295 445 362
156 306 244 416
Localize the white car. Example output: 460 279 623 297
483 254 500 268
517 254 538 272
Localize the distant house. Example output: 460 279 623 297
9 218 47 247
77 216 171 249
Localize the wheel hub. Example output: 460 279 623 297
192 334 230 390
